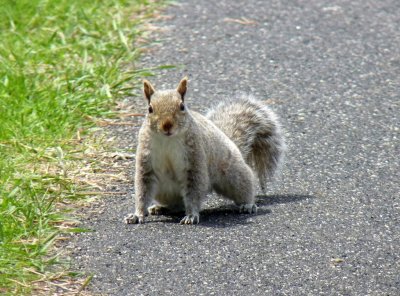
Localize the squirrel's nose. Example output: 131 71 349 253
162 121 173 133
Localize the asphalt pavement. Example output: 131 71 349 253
69 0 399 295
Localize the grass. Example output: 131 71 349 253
0 0 165 293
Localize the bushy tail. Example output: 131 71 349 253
206 94 286 191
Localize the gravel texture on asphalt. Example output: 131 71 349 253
69 0 399 295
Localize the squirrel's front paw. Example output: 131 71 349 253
124 213 145 224
180 214 199 225
239 204 258 214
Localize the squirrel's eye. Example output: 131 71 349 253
180 102 185 111
148 105 153 113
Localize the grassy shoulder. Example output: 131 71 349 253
0 0 164 294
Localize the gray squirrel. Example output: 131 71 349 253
124 78 286 225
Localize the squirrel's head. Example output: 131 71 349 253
143 77 189 137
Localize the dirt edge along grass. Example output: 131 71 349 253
0 0 168 294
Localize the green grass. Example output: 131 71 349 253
0 0 164 293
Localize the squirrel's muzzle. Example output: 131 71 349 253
161 120 174 135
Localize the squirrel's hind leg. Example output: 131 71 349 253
148 204 185 216
238 203 258 214
148 204 170 215
215 162 258 214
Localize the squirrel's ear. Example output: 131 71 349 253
143 79 155 103
176 77 188 101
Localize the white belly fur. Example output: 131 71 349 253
150 134 187 207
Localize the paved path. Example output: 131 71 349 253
70 1 399 295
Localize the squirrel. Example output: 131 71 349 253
124 77 286 225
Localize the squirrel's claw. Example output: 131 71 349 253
180 214 199 225
124 213 145 224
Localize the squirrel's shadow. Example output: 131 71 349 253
255 194 314 206
152 194 314 228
